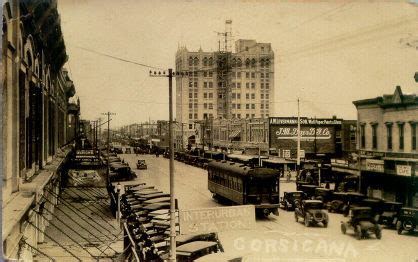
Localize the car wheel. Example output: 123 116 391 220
375 227 382 240
355 225 362 240
341 223 347 234
396 221 403 235
304 214 310 227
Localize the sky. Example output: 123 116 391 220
58 0 418 127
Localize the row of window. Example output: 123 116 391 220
190 81 271 90
208 169 243 191
188 57 271 68
360 122 417 151
230 82 270 89
231 72 271 79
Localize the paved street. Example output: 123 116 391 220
121 153 418 262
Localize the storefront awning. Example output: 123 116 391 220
229 129 241 139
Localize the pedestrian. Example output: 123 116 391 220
286 169 291 182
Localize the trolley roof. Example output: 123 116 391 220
208 160 279 178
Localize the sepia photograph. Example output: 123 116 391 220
1 0 418 261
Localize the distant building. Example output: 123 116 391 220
175 39 274 134
353 86 418 207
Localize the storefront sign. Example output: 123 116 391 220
269 117 342 125
274 127 332 140
365 159 384 173
396 165 412 176
179 205 256 235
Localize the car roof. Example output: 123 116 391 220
195 252 241 261
352 206 372 211
142 202 170 210
362 198 382 202
316 187 331 191
384 201 402 205
176 241 218 253
286 191 303 194
346 192 364 196
401 207 418 211
303 200 322 204
143 197 171 204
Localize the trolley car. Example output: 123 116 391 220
207 160 280 217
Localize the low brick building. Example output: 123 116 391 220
353 86 418 207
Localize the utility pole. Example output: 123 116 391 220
297 98 301 178
150 69 176 262
102 112 116 183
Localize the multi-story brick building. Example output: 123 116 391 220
2 1 81 259
175 39 274 133
353 86 418 207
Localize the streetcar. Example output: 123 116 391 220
207 160 280 217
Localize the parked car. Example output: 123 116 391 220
175 241 221 261
314 187 333 203
341 207 382 240
294 200 328 227
280 191 306 211
396 207 418 235
137 159 147 169
378 201 402 227
328 192 365 215
298 184 320 199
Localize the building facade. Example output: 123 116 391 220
175 39 274 132
268 117 354 161
2 1 80 259
353 86 418 207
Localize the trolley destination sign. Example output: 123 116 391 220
179 205 256 235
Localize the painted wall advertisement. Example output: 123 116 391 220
269 117 342 155
179 205 256 235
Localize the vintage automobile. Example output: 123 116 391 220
113 147 123 154
341 207 382 240
175 241 221 261
360 198 384 219
314 187 333 203
280 191 306 211
299 184 320 199
137 159 147 170
396 207 418 235
328 192 365 215
294 200 329 227
378 201 402 227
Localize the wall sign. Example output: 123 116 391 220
396 165 411 176
365 159 384 173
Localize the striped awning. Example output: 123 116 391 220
229 129 241 139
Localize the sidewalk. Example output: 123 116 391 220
36 187 123 261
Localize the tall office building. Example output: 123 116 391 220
175 39 274 130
